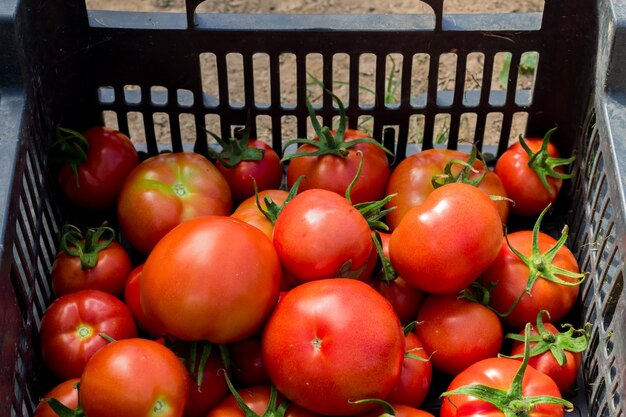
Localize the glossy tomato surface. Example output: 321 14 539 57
79 338 190 417
389 183 503 294
33 378 80 417
123 264 163 337
261 279 405 416
117 152 232 254
141 216 281 343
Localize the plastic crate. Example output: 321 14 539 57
1 0 625 416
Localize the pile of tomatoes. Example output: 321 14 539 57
35 111 588 417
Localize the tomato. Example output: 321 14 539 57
283 88 391 205
385 148 509 231
440 354 570 417
506 311 588 394
79 338 189 417
362 403 436 417
39 289 137 379
117 152 232 255
261 279 405 416
385 331 433 408
33 378 79 417
207 385 321 417
228 337 271 387
231 189 289 240
389 183 503 294
272 189 374 284
170 341 229 417
141 216 281 343
369 232 424 324
494 128 574 216
55 126 139 210
480 208 584 329
415 293 503 375
211 133 283 202
50 224 131 297
123 264 163 337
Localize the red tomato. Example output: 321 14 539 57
495 130 574 216
39 289 137 379
272 189 374 284
123 264 163 337
363 403 436 417
55 126 139 210
507 312 587 394
261 279 405 416
369 232 425 324
385 331 433 408
50 224 131 297
117 152 232 255
415 294 503 375
440 356 569 417
140 216 281 343
385 148 509 231
389 183 503 294
214 138 283 203
285 127 391 204
207 385 321 417
33 378 79 417
170 341 229 417
79 338 189 417
231 189 289 239
228 337 271 387
481 227 582 329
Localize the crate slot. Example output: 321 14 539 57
123 85 142 106
253 53 271 109
150 86 169 107
436 53 458 108
176 88 194 108
199 52 219 108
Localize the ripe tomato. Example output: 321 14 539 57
231 189 289 239
261 279 405 416
123 264 163 337
50 224 131 297
494 129 574 216
211 133 283 202
385 331 433 408
117 152 232 255
272 189 374 284
506 311 588 394
55 126 139 210
369 231 425 324
385 148 509 231
415 293 503 375
389 183 503 294
362 402 436 417
440 354 570 417
79 338 189 417
33 378 79 417
228 337 271 387
207 385 321 417
480 209 583 329
140 216 281 343
39 289 137 379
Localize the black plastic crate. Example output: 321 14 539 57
1 0 625 416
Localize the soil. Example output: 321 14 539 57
86 0 545 147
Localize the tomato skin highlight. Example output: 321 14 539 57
79 338 190 417
272 189 374 284
261 278 405 416
117 152 232 255
140 215 282 343
39 289 138 379
389 183 503 294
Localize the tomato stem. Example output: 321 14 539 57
431 145 487 189
51 125 90 188
205 115 265 168
59 223 116 270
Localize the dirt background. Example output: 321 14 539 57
85 0 545 146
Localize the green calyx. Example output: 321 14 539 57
348 398 396 417
519 127 575 196
371 231 397 284
46 381 85 417
501 310 590 366
431 145 487 189
255 176 304 225
222 371 290 417
441 323 573 417
52 126 90 188
280 76 393 163
497 205 586 318
60 223 116 270
206 117 265 168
